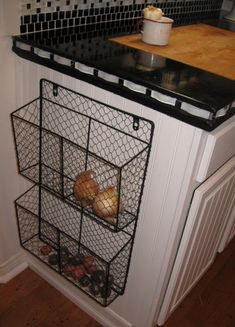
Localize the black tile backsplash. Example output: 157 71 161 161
20 0 223 34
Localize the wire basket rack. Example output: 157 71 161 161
11 79 154 306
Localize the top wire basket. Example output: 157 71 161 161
11 79 154 232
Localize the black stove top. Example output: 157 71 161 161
12 18 235 131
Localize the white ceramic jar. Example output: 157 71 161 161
142 17 174 46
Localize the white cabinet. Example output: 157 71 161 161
12 57 235 327
158 156 235 325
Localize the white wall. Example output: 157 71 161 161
0 0 20 37
222 0 233 11
0 0 26 280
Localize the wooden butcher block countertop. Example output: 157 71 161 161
111 24 235 80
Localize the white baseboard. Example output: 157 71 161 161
0 252 28 283
28 254 133 327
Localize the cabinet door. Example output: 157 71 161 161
157 156 235 326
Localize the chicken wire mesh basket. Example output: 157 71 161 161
15 185 135 306
11 79 154 232
11 79 154 306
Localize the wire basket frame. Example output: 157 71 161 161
11 79 154 306
15 185 135 306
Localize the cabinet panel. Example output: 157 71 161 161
218 205 235 253
158 156 235 326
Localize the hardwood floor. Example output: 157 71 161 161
0 268 102 327
0 237 234 327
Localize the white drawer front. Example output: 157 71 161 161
197 118 235 182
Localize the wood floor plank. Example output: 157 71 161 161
202 298 235 327
0 268 44 314
0 290 50 326
0 281 66 327
0 269 101 327
188 289 234 326
36 301 101 327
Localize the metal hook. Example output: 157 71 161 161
53 84 58 97
133 116 140 131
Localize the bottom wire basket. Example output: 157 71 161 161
15 185 134 306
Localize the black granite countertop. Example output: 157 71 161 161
12 19 235 131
